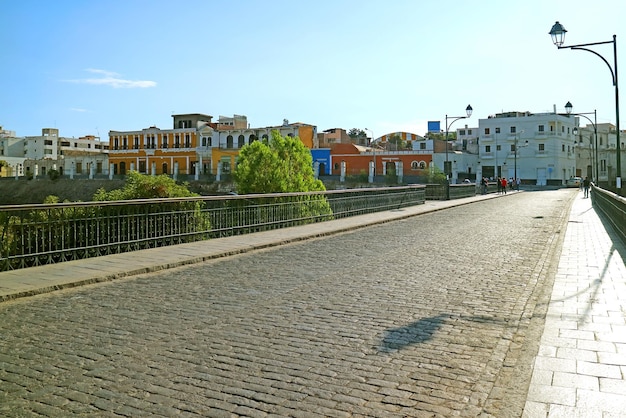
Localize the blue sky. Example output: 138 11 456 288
2 0 626 139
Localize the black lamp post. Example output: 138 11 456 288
445 104 473 199
565 101 598 183
550 21 621 195
514 130 527 190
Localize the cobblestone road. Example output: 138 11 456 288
0 190 576 417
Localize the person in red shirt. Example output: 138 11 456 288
501 177 507 194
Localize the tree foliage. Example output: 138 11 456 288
92 171 198 201
233 130 326 194
348 128 366 139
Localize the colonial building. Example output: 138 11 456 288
108 114 211 176
108 114 318 177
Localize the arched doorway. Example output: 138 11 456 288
162 162 168 175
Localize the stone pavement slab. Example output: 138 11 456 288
523 191 626 418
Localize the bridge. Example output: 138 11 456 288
0 189 625 416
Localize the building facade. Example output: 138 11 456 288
476 110 577 186
0 127 108 178
108 114 318 178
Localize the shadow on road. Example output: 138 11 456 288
377 313 511 354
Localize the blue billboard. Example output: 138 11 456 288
427 121 441 133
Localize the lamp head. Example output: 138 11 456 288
573 127 579 135
549 21 567 47
466 105 473 118
565 101 573 114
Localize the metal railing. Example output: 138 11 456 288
0 186 426 271
591 184 626 244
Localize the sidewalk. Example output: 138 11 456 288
523 192 626 417
0 193 501 302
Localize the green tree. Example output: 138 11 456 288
234 130 326 194
348 128 366 139
92 171 198 201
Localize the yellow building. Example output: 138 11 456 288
109 114 317 177
108 114 211 176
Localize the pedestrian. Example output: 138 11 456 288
481 177 488 195
516 177 521 191
501 177 507 194
583 176 590 198
496 177 501 194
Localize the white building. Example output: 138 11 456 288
476 109 577 186
0 127 109 178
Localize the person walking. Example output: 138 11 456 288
496 177 502 194
501 177 507 194
583 176 590 198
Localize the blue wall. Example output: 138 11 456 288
311 149 331 175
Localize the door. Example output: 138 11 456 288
537 168 547 186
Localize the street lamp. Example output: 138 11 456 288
445 104 473 199
565 101 598 183
549 21 621 194
514 130 528 190
365 128 375 180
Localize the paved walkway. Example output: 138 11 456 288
1 189 625 417
523 192 626 417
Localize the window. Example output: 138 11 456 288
44 139 53 146
411 161 419 169
539 143 545 151
562 144 565 152
175 135 180 148
419 142 426 150
162 134 168 148
495 127 501 134
511 144 516 152
185 134 191 148
134 135 139 149
538 125 544 132
485 145 491 152
459 129 466 136
510 126 516 134
496 145 501 151
484 128 490 135
468 129 472 135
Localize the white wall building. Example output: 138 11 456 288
476 109 577 186
0 127 109 178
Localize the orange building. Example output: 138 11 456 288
330 143 433 177
109 114 318 177
108 113 212 176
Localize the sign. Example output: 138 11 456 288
427 121 441 133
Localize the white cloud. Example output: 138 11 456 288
70 107 88 112
66 69 156 88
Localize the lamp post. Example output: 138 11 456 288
565 101 598 182
445 104 473 199
514 130 527 190
549 21 620 195
365 128 375 181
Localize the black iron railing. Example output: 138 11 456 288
0 186 426 271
